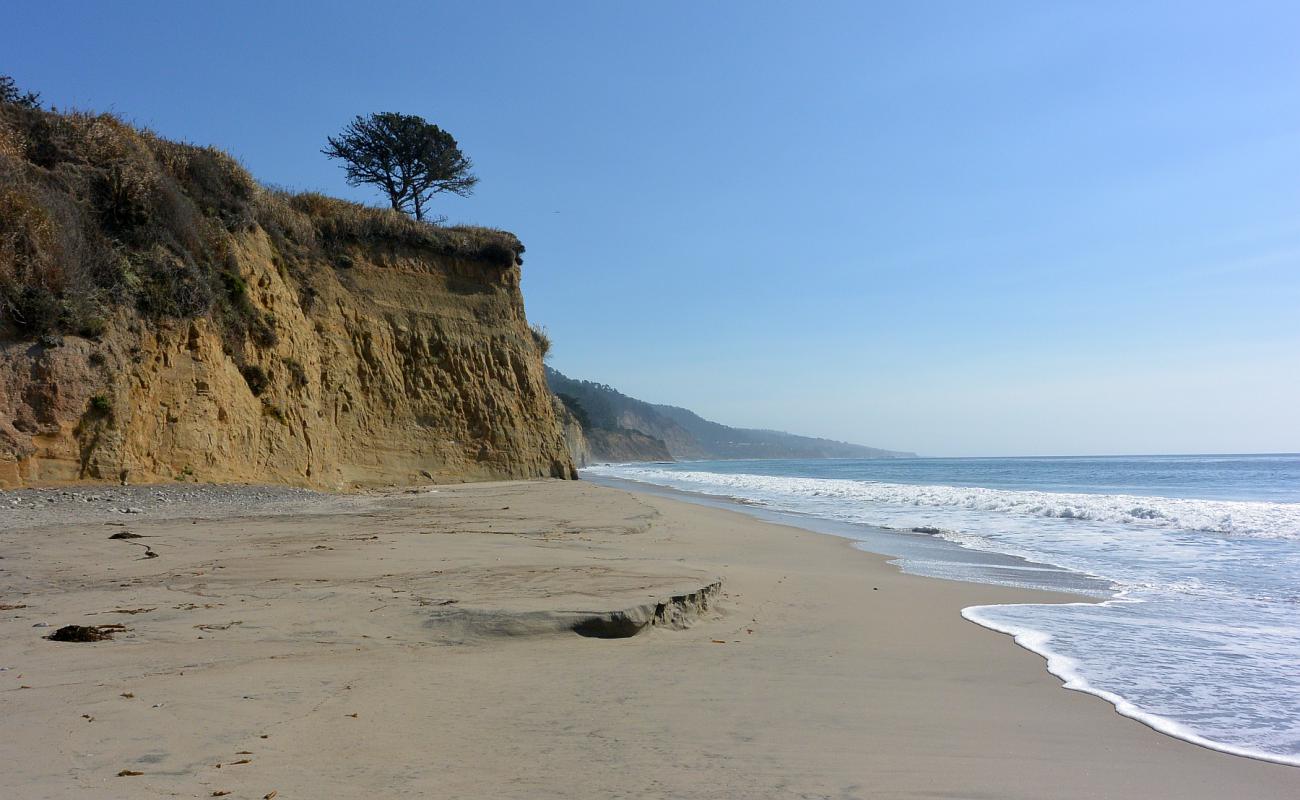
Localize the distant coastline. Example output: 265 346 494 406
547 366 915 464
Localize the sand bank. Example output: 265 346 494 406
0 480 1295 798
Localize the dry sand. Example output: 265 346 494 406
0 479 1296 799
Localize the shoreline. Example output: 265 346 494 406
1 480 1296 798
587 467 1300 768
584 472 1118 596
958 600 1300 769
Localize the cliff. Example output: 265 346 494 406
547 368 915 462
552 389 672 464
0 104 574 488
583 428 673 464
553 395 591 468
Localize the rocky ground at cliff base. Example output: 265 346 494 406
0 483 374 532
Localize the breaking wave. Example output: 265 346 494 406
586 466 1300 541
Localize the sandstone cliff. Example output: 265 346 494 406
553 395 591 468
552 390 672 465
583 428 673 464
0 105 574 488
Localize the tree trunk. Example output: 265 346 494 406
384 175 403 214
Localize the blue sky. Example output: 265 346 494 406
7 1 1299 456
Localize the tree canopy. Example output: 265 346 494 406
0 75 41 109
322 112 476 222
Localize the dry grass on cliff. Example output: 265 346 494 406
260 189 523 268
529 323 552 359
0 102 524 340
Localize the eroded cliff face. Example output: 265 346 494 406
584 428 673 464
0 228 575 488
554 396 591 469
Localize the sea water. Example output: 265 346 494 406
584 454 1300 766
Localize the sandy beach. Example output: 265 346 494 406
1 479 1296 799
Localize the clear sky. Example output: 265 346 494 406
7 1 1299 456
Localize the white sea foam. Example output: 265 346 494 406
586 466 1300 540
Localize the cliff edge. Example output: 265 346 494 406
0 105 574 488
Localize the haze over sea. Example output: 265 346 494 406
588 453 1300 765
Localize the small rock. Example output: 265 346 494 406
47 625 115 642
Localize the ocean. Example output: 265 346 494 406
584 454 1300 766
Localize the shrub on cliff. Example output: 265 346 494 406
0 185 61 333
529 323 552 360
0 102 256 336
240 364 269 396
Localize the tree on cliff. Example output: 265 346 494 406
322 112 477 222
0 75 41 109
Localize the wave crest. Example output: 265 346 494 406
587 466 1300 540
